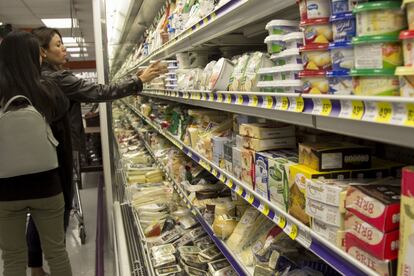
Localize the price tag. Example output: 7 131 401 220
284 222 298 240
187 203 192 209
209 93 214 101
391 102 407 125
203 18 208 24
217 93 223 103
204 163 211 172
184 92 189 99
180 193 184 199
376 102 393 123
211 168 218 176
263 96 273 109
362 101 377 122
226 179 234 188
219 175 226 182
405 104 414 127
195 93 201 100
288 97 302 112
226 94 232 104
249 95 259 107
236 95 244 105
235 186 243 196
245 193 254 204
201 93 206 101
321 99 332 116
190 93 195 100
275 215 286 229
258 203 270 216
276 97 289 110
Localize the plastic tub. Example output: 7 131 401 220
354 1 407 37
298 0 331 21
265 20 300 35
403 0 414 30
400 30 414 67
284 32 305 49
301 44 332 71
257 80 304 93
353 35 403 70
271 48 303 66
327 70 353 94
395 66 414 97
351 68 400 96
331 0 368 15
258 64 304 81
301 18 333 45
329 41 354 72
208 58 235 91
330 12 356 42
265 35 285 54
300 70 329 94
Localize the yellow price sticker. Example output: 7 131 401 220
376 102 393 123
195 93 201 100
246 193 254 204
235 186 243 196
277 216 286 229
203 18 208 24
226 179 234 188
226 94 232 104
217 93 223 102
281 97 289 110
405 104 414 127
296 97 304 112
285 223 298 240
249 95 258 107
211 13 217 20
219 175 226 182
205 163 211 172
264 96 273 109
236 95 244 105
258 204 270 216
209 93 215 101
321 99 332 116
211 169 218 176
351 100 364 119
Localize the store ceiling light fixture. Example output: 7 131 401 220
66 47 88 52
41 18 78 28
71 53 89 58
62 36 85 44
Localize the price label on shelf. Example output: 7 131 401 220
245 193 255 204
284 221 298 240
211 168 218 177
227 94 233 104
209 93 215 101
199 160 207 169
362 101 377 122
235 186 243 196
262 96 273 109
201 93 206 101
258 203 270 216
275 215 286 229
405 104 414 127
390 102 407 125
226 179 234 189
236 95 244 105
376 102 393 123
203 17 208 24
184 92 190 99
219 175 226 183
312 99 332 116
276 97 289 110
217 93 223 103
288 97 304 112
248 95 259 107
195 93 201 100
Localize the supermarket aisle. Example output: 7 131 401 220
0 172 115 276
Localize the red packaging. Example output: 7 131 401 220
345 180 401 232
345 213 400 260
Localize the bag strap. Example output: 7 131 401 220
2 95 33 112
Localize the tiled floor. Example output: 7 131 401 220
0 172 115 276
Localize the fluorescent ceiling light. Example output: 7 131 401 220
71 53 89 58
0 22 3 25
66 47 88 52
62 37 84 44
41 18 78 28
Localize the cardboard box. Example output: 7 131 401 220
397 167 414 276
233 115 262 134
306 198 345 228
346 179 401 232
242 136 296 151
311 218 345 249
236 135 243 149
241 148 255 189
232 147 242 181
306 179 348 210
212 137 231 167
254 152 272 199
299 142 372 172
239 123 295 139
347 243 397 276
223 142 233 172
345 213 399 260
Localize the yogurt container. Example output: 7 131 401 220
351 68 400 96
330 12 356 42
301 18 333 45
329 41 354 71
300 70 330 94
257 80 304 93
353 35 403 70
298 0 331 21
395 66 414 97
331 0 368 15
265 35 285 54
283 32 305 49
354 1 407 37
403 0 414 30
271 48 303 66
208 58 235 91
301 44 332 71
327 70 353 94
400 30 414 67
258 64 303 81
265 20 300 35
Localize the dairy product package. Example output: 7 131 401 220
232 146 242 180
306 198 345 227
241 148 255 188
226 208 260 251
223 141 233 172
228 54 250 91
305 178 348 209
312 218 345 248
209 58 235 91
242 136 296 151
239 124 295 139
212 137 231 167
240 52 274 92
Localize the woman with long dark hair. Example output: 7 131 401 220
0 31 72 276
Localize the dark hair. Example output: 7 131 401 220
31 27 62 49
0 31 56 121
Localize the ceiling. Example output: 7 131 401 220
0 0 95 62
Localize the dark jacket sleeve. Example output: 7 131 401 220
50 70 143 103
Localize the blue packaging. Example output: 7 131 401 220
331 0 349 14
329 41 354 72
330 12 356 42
326 70 353 95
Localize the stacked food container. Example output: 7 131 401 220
165 60 179 91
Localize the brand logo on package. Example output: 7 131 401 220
307 4 319 10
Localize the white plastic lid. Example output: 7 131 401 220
265 20 299 30
271 48 301 60
257 79 303 87
283 32 304 42
282 63 304 71
264 35 284 43
257 64 303 74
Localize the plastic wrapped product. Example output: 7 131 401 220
208 58 234 91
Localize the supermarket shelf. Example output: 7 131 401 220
134 129 252 276
141 89 414 149
117 0 296 79
123 100 380 276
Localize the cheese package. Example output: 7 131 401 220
223 141 233 172
232 147 242 180
212 137 231 167
345 213 399 260
305 178 348 210
347 245 397 276
306 198 345 228
254 152 273 199
233 114 263 134
398 167 414 276
236 135 244 149
241 148 255 188
346 180 401 232
227 208 260 251
208 259 230 275
299 142 372 171
242 136 296 151
312 218 345 248
151 244 176 259
155 265 182 276
239 124 295 139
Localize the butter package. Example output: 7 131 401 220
345 213 399 260
347 244 397 276
223 141 233 172
306 198 345 228
299 142 372 172
239 123 295 139
398 167 414 276
242 136 296 151
346 180 401 232
305 178 348 210
312 218 345 249
212 137 231 168
241 148 255 188
232 147 242 180
255 152 273 199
